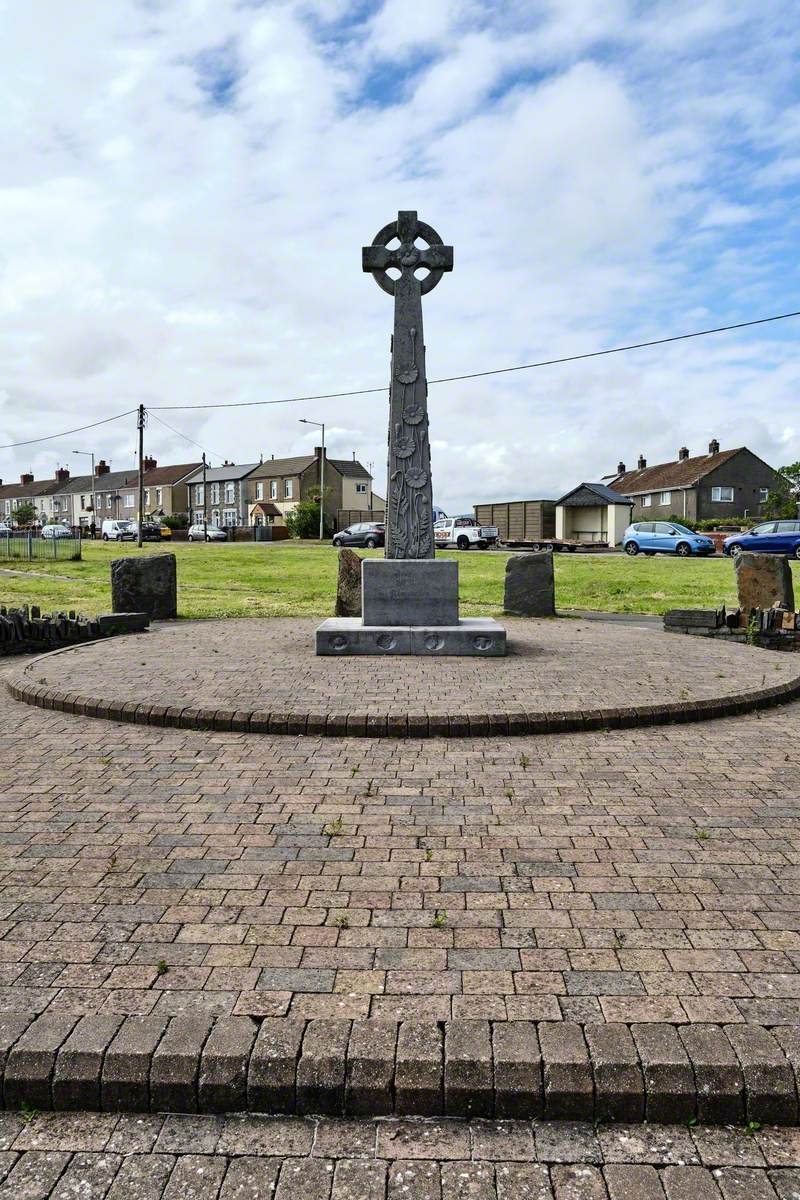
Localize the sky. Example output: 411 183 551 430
1 0 800 513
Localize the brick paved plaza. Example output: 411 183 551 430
3 625 800 1195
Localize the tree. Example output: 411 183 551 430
763 462 800 519
284 500 333 539
11 501 37 527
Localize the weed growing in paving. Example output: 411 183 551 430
324 817 345 836
432 910 448 928
334 914 350 929
156 960 169 977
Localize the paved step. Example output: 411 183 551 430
0 1113 798 1198
2 1012 800 1125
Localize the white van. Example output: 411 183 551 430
101 519 136 542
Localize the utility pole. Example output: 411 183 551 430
368 460 374 516
202 453 208 541
299 418 325 539
136 404 146 548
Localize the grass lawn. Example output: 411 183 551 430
0 540 795 620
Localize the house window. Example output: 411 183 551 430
193 510 204 524
223 508 237 526
211 483 220 504
759 487 769 503
284 479 293 499
105 494 112 507
53 500 61 512
156 488 162 505
659 491 671 505
194 484 204 505
211 509 220 527
124 494 134 508
270 481 277 500
144 489 150 507
356 482 367 494
3 501 9 515
642 494 652 507
256 482 264 500
80 495 86 510
712 486 734 502
224 482 235 504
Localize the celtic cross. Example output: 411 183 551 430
363 211 453 559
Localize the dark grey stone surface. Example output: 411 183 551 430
363 211 453 560
315 617 506 657
111 554 177 620
335 548 362 617
362 559 458 626
503 552 555 617
97 613 151 635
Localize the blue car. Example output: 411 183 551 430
723 519 800 560
622 521 716 557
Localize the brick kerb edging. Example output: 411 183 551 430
2 1013 800 1125
9 654 800 737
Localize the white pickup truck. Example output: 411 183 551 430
434 515 499 550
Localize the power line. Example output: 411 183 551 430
148 411 227 462
0 408 138 451
148 308 800 412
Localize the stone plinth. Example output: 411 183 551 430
503 552 555 617
316 616 506 656
735 551 794 614
335 548 362 617
362 559 458 627
111 554 177 620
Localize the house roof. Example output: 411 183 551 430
250 501 283 517
609 447 743 496
62 468 138 493
248 455 317 479
0 478 64 500
183 463 260 484
556 482 632 507
329 459 371 479
140 462 202 487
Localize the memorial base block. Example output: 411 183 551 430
316 616 506 657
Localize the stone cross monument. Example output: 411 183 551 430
361 211 453 559
315 211 505 656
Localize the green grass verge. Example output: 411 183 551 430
0 541 794 620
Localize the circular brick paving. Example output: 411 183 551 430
9 617 800 736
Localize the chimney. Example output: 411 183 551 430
708 438 720 455
20 473 33 486
637 455 647 470
55 467 70 482
314 446 323 458
143 456 157 472
678 446 689 461
95 460 110 476
617 461 626 475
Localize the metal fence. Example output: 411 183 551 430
0 532 82 562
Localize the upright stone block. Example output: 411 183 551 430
735 551 794 614
111 554 177 620
335 548 362 617
362 559 458 626
504 552 555 616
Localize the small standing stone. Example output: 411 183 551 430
111 554 177 620
335 548 362 617
735 551 794 614
503 551 556 617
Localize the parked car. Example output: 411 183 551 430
332 522 385 549
134 521 163 542
0 524 12 535
723 520 800 559
434 515 499 550
622 521 716 557
187 523 228 542
101 519 136 541
41 524 74 539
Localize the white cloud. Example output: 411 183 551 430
0 0 798 508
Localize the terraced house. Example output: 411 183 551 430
117 459 201 522
246 449 376 529
607 440 782 523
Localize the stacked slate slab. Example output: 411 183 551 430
663 605 800 650
0 605 149 655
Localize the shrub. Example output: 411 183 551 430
285 500 333 539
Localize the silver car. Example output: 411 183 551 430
187 524 228 542
41 524 74 539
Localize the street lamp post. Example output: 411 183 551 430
299 418 325 540
73 449 96 536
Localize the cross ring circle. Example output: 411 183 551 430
368 218 446 297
